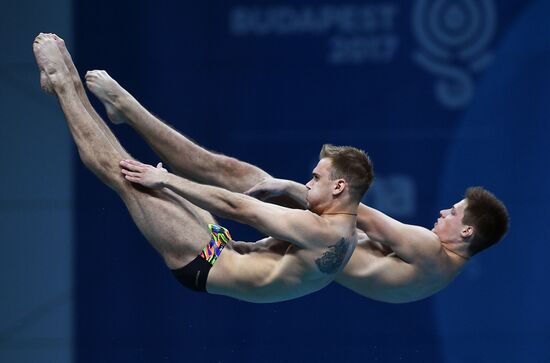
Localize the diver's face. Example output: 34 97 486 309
305 158 335 213
432 199 469 243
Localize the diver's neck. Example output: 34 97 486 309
320 201 358 217
441 242 470 261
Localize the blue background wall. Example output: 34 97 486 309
2 0 541 362
0 1 73 362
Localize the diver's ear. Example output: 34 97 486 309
333 179 346 196
461 225 474 239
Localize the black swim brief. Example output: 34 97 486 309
171 224 232 292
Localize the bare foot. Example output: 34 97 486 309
51 34 83 92
33 33 71 94
85 70 129 124
33 34 53 94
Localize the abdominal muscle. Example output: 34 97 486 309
206 238 334 303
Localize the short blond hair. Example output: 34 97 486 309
319 144 374 201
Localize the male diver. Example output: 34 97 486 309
33 33 374 303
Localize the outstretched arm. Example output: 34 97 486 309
245 178 309 209
356 204 439 263
244 178 440 263
120 160 330 249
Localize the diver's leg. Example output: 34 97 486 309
34 33 215 269
85 70 272 192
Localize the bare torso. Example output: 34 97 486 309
335 230 465 303
207 232 357 303
207 228 464 304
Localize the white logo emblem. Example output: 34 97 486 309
412 0 497 109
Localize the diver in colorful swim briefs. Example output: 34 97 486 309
117 148 373 302
34 32 374 303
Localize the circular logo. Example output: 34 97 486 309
412 0 497 109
